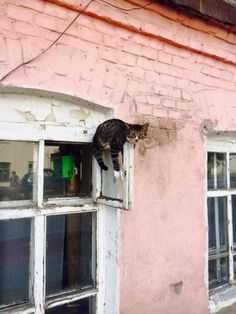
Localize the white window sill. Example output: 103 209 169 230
209 285 236 313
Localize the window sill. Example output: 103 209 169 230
209 285 236 313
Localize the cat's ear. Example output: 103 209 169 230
125 123 130 129
143 123 149 133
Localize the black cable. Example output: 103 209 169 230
98 0 155 11
0 0 94 82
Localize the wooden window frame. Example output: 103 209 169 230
0 123 124 313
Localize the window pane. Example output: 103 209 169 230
46 213 95 297
209 257 228 290
44 142 92 200
208 197 228 255
208 153 214 190
218 197 228 252
0 141 37 203
0 219 31 308
207 153 227 190
208 198 216 252
230 153 236 188
45 297 94 314
232 195 236 252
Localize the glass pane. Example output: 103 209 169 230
230 153 236 188
207 152 227 190
218 197 228 252
44 142 92 199
0 219 31 308
208 197 228 254
0 141 37 203
208 152 214 190
45 298 94 314
209 257 228 290
101 150 124 200
208 198 216 253
232 195 236 252
46 213 95 297
234 255 236 280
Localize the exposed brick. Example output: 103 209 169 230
159 119 176 130
157 129 169 146
168 129 177 142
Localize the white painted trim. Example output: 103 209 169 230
34 216 46 314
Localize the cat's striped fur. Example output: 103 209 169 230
92 119 149 171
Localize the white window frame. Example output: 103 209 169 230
0 119 128 313
208 136 236 312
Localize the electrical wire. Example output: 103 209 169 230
0 0 94 82
98 0 155 11
0 0 154 82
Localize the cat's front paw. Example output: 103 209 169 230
101 164 108 171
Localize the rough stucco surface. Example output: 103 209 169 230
1 0 236 313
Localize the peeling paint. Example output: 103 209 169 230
70 108 91 121
16 109 36 121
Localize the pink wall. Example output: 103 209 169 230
1 1 236 313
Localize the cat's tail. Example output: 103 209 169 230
92 146 108 171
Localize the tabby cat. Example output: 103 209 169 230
92 119 149 174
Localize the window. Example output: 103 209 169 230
207 148 236 290
0 140 97 313
0 91 132 313
0 162 10 183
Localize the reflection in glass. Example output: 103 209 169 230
207 152 227 190
0 219 31 308
230 153 236 188
44 142 92 199
209 257 228 290
45 298 93 314
208 153 214 190
46 213 95 297
208 197 228 255
0 141 36 202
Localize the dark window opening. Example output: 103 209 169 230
46 212 95 297
45 297 95 314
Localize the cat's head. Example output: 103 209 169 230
125 123 149 144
